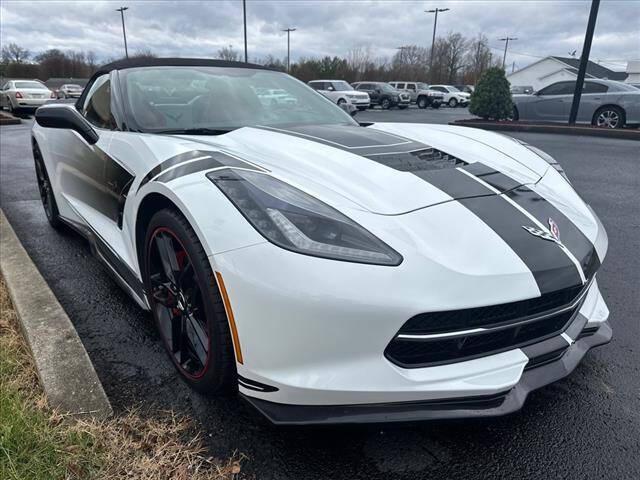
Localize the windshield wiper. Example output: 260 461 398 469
156 127 235 135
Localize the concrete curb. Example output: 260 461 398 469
0 209 112 419
450 120 640 140
0 111 21 125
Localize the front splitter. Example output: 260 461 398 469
242 322 612 426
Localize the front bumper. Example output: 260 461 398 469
15 98 50 109
244 321 611 425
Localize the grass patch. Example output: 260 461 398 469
0 276 244 479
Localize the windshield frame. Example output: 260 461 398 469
118 65 358 134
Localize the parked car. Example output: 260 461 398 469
32 57 610 425
510 85 534 95
255 88 297 107
453 84 475 94
0 80 55 113
351 82 410 109
388 82 443 109
428 85 471 107
57 84 84 99
512 79 640 129
308 80 370 111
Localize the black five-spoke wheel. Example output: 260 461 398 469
33 144 62 229
147 227 210 379
143 209 236 393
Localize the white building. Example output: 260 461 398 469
507 56 628 91
624 61 640 85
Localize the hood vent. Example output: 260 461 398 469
365 148 466 174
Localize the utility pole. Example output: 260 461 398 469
282 27 296 73
569 0 600 125
396 46 409 64
425 7 449 80
116 6 129 59
499 36 517 69
242 0 248 63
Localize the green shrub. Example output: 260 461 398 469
469 67 513 120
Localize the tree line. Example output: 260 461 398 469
2 31 499 85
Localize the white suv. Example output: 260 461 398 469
388 82 443 109
428 85 471 108
308 80 370 111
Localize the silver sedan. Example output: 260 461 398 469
0 80 54 113
512 79 640 129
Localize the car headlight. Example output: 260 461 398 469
207 169 403 266
513 138 571 183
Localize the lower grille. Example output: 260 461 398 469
385 284 589 368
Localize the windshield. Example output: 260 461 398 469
380 83 397 93
14 81 47 89
121 66 357 133
331 81 354 91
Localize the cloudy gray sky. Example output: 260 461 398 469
1 0 638 71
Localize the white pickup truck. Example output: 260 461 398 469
388 82 443 109
308 80 371 111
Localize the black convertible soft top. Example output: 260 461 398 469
94 57 275 77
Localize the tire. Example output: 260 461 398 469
431 102 441 109
381 98 391 109
592 106 625 129
33 144 62 229
511 106 519 121
7 97 15 114
143 208 236 394
448 97 458 108
337 98 347 106
417 96 428 109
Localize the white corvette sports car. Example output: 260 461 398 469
32 58 611 425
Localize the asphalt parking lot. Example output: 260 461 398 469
1 116 638 479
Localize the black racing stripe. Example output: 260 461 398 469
154 152 252 183
138 150 214 191
258 124 430 156
505 187 600 279
413 168 494 198
238 375 278 393
458 194 583 293
463 163 522 192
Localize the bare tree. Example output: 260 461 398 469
346 45 373 81
217 46 239 61
1 43 30 63
464 34 492 84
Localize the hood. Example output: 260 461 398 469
171 123 552 215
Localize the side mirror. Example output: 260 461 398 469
339 102 357 117
35 105 99 145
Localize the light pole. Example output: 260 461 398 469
569 0 600 125
116 6 129 59
282 27 296 73
242 0 248 63
499 36 518 69
425 7 449 78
